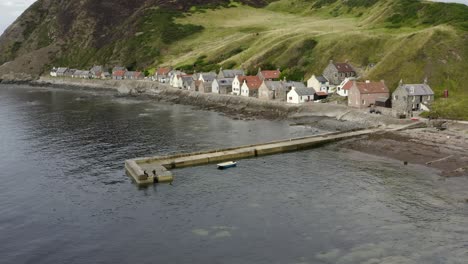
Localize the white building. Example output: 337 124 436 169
287 87 316 104
336 77 356 97
232 75 243 95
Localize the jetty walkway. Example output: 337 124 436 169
124 123 422 186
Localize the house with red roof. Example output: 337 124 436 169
323 60 357 85
112 70 126 80
240 76 262 97
348 80 389 108
336 77 356 97
257 68 281 81
155 67 172 83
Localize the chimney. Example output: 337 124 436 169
329 60 333 64
366 80 370 83
345 59 349 63
424 77 428 84
380 80 385 83
399 79 403 85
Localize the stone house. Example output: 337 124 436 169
199 72 217 83
198 81 213 93
100 72 111 79
73 70 91 79
287 87 315 104
240 76 262 97
190 80 202 91
257 68 281 81
212 78 234 94
322 60 357 85
392 80 434 117
155 67 171 83
258 80 284 100
348 80 389 108
218 68 244 79
112 66 127 74
64 69 76 78
90 65 104 79
112 70 126 80
182 76 193 90
56 67 68 77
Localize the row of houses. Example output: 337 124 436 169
304 60 435 118
51 59 435 118
152 67 329 103
50 66 145 80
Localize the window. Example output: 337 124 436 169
362 100 365 105
289 97 293 100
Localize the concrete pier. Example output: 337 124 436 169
125 128 380 186
125 122 424 186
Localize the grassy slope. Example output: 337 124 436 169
159 1 467 119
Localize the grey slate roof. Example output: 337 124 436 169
294 87 316 96
201 72 217 82
221 69 244 78
217 78 234 87
182 76 193 85
56 67 68 74
125 71 135 78
401 84 434 96
90 65 103 73
263 81 284 91
283 81 306 90
316 75 328 83
113 66 127 72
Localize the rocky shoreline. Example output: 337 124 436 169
27 77 413 130
2 77 467 181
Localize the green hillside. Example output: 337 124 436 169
161 0 467 119
0 0 467 119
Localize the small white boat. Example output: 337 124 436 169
217 161 237 170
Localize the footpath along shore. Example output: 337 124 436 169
17 77 468 180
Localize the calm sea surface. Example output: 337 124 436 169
1 85 467 264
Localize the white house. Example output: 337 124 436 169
168 70 185 86
172 75 184 88
240 76 262 98
336 77 355 97
232 75 243 95
287 87 316 104
50 67 57 77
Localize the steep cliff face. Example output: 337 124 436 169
0 0 273 77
